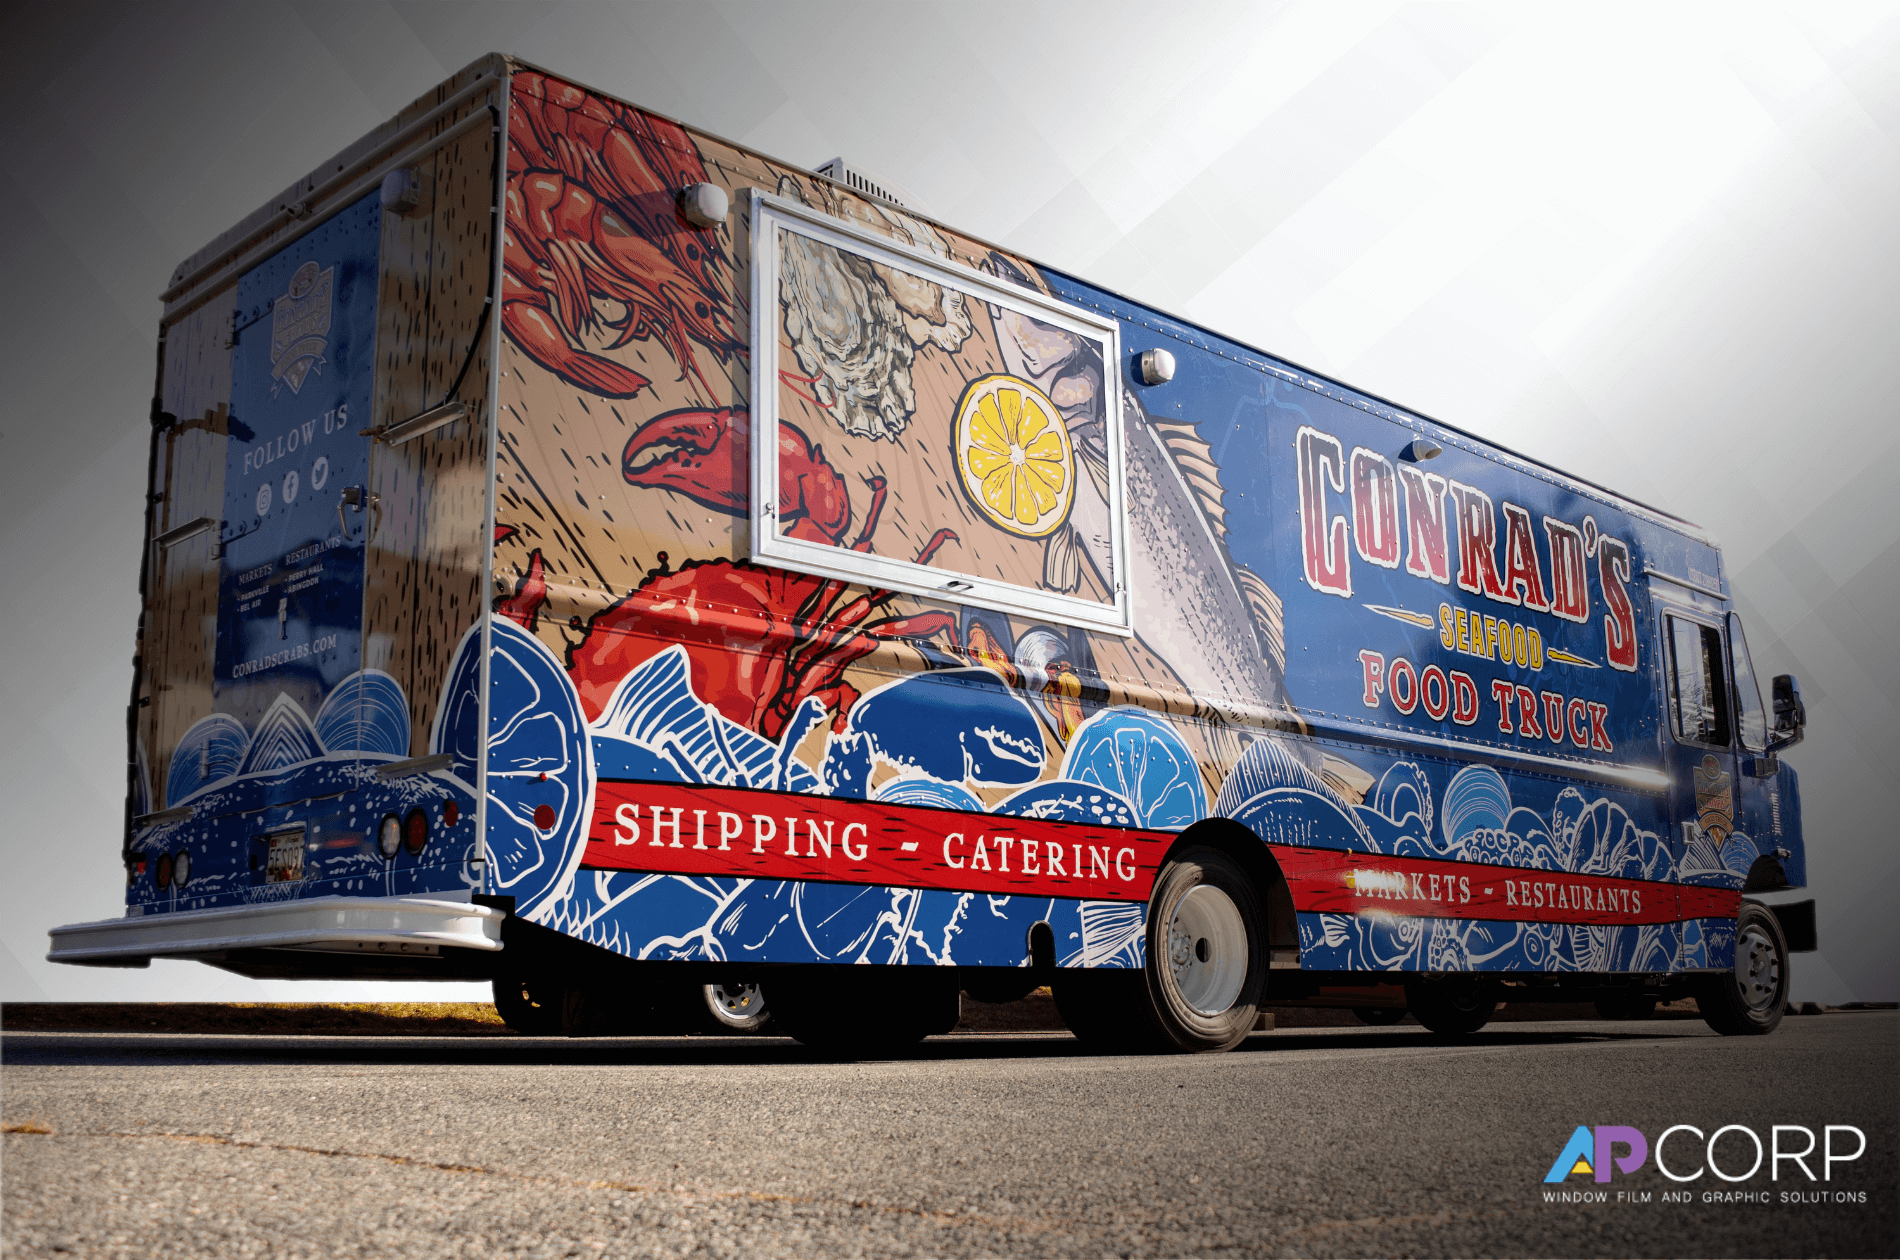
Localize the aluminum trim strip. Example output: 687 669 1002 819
160 73 499 304
1643 565 1728 601
163 106 498 324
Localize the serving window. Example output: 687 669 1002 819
749 191 1131 635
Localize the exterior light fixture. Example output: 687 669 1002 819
1138 348 1176 386
1402 438 1443 462
403 808 429 857
679 182 728 228
380 168 422 217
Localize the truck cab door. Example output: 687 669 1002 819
1725 612 1785 887
1660 610 1745 926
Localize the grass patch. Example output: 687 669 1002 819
0 1002 510 1037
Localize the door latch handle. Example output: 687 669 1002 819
337 487 381 539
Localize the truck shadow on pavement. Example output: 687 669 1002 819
2 1022 1707 1068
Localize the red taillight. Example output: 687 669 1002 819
403 808 428 856
155 853 173 889
443 799 459 827
532 803 556 831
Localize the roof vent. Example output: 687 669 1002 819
813 157 927 216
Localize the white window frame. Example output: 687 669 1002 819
749 189 1132 636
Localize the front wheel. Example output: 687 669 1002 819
1697 902 1788 1035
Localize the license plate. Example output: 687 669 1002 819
266 829 305 883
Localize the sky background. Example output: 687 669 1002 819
2 1 1894 1006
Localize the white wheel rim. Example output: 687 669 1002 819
1734 924 1781 1013
707 983 763 1021
1166 884 1247 1015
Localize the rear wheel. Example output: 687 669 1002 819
769 969 960 1053
701 983 771 1032
1353 1006 1407 1026
1058 847 1269 1054
1405 979 1497 1036
1051 969 1148 1051
1145 848 1266 1052
1594 992 1658 1021
492 973 564 1035
1697 902 1788 1036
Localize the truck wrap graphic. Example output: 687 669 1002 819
72 58 1803 1042
474 69 1791 977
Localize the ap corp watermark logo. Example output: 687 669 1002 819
1543 1123 1868 1206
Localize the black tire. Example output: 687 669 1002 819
492 973 564 1035
1594 992 1658 1021
1051 968 1150 1051
1697 902 1788 1036
769 969 960 1053
1404 979 1497 1036
700 982 771 1033
1049 849 1268 1054
1353 1006 1408 1026
1143 848 1266 1052
1135 846 1267 1053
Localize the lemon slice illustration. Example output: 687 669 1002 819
953 374 1075 538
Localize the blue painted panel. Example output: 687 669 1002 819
127 663 481 915
1039 268 1716 773
216 192 383 769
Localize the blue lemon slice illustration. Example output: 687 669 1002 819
477 619 595 918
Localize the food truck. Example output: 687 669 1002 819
48 55 1816 1051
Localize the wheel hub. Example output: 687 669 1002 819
710 983 762 1017
1166 884 1246 1016
1734 924 1781 1013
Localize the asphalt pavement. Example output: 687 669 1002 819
3 1013 1894 1258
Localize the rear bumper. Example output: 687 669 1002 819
47 896 506 968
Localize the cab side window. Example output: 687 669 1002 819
1727 612 1769 752
1666 616 1731 746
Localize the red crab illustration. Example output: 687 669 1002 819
504 73 743 398
560 407 958 738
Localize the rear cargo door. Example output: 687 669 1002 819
216 192 387 800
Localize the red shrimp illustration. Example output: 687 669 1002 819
504 73 743 398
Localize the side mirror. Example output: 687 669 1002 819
1767 673 1806 751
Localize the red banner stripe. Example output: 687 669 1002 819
1273 845 1740 926
584 780 1172 901
583 782 1741 928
